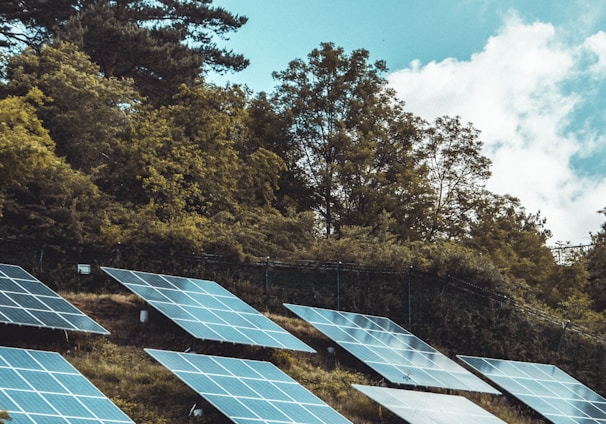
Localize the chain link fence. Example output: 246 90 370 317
2 237 606 393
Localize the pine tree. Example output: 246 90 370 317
0 0 248 104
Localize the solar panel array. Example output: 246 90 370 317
102 267 314 352
459 356 606 424
146 348 353 424
6 262 602 423
0 264 109 335
0 346 134 423
353 384 507 424
284 303 500 394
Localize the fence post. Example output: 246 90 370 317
336 262 341 310
408 266 412 325
556 320 571 353
264 257 270 295
38 243 46 270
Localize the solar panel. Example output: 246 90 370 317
458 355 606 424
284 304 500 394
102 267 314 352
353 384 507 424
145 348 352 424
0 264 109 335
0 346 134 423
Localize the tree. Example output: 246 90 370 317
1 42 139 175
0 0 248 104
0 0 74 52
586 208 606 311
271 43 429 239
420 116 492 240
246 92 316 213
104 83 284 218
0 89 104 247
98 82 291 257
465 193 572 303
0 88 55 217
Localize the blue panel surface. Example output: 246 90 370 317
146 349 352 424
103 267 314 352
284 304 500 394
354 384 506 424
459 355 606 424
0 346 134 423
0 264 108 335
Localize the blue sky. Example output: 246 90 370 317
209 0 606 245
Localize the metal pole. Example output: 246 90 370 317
556 320 570 353
38 243 46 270
265 257 270 295
337 262 341 310
408 266 412 325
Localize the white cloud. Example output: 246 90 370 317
388 13 606 245
584 31 606 77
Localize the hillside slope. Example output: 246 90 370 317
1 292 547 423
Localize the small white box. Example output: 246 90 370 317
77 264 91 275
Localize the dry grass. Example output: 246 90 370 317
47 292 543 423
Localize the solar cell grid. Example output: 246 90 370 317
459 355 606 424
102 267 315 352
146 348 353 424
0 264 108 335
353 384 507 424
284 303 500 394
0 346 134 423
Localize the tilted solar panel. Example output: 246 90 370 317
353 384 507 424
459 355 606 424
146 348 353 424
0 346 134 423
284 303 500 394
102 267 314 352
0 264 109 335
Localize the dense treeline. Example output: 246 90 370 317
0 0 605 336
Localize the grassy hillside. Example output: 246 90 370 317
2 292 547 423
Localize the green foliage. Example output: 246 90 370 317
246 93 312 213
272 42 429 239
0 89 106 246
1 0 249 104
0 0 74 52
302 217 416 268
0 88 54 212
2 160 105 246
96 82 295 258
410 240 508 289
462 193 594 310
2 42 139 175
586 215 606 312
202 208 317 260
420 115 492 240
116 84 269 218
270 349 294 369
99 204 209 257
